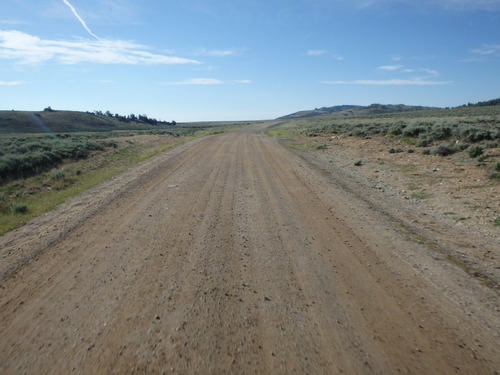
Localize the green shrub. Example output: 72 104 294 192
416 138 432 147
388 147 403 154
468 145 484 158
11 202 28 214
354 160 363 166
454 143 470 151
402 126 427 137
429 126 452 140
50 169 66 180
431 144 456 156
0 193 9 214
488 162 500 179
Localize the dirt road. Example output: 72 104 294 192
1 124 499 374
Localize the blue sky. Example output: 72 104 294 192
1 0 499 121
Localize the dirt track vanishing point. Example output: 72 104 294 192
1 124 499 374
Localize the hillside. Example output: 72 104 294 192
0 109 175 134
280 103 435 119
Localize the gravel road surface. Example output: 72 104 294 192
1 124 499 374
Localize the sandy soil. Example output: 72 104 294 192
0 124 499 374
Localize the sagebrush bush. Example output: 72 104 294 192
468 145 484 158
0 135 118 181
431 144 456 156
388 147 403 154
416 138 432 147
0 193 9 214
402 126 427 137
50 169 66 180
11 202 28 214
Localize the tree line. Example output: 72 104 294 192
90 110 176 126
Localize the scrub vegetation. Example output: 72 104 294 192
301 106 500 153
277 105 500 175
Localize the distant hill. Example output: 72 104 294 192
466 98 500 107
279 104 435 119
0 109 175 134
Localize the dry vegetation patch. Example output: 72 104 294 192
320 135 499 236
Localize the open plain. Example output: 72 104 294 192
0 123 499 374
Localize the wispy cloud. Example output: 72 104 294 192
0 30 200 65
62 0 101 40
307 49 327 56
306 50 344 60
0 81 24 86
378 64 440 75
196 48 240 56
378 64 403 71
461 43 500 62
165 78 223 85
352 0 500 12
322 78 451 86
470 44 500 56
0 19 28 26
438 0 500 11
164 78 252 85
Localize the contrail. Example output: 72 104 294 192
62 0 101 41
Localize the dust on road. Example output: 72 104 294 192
1 125 499 374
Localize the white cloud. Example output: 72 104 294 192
307 49 327 56
322 78 452 85
196 47 248 57
421 68 439 75
0 30 200 65
234 79 252 84
0 81 24 86
377 63 440 75
470 44 500 56
196 48 239 56
438 0 500 11
378 64 403 71
0 19 28 26
350 0 500 11
165 78 223 85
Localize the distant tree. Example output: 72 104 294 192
44 106 54 112
171 120 177 126
105 110 113 117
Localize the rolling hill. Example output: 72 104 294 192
0 109 175 134
279 103 436 119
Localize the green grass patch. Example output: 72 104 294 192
265 128 293 137
411 192 432 199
